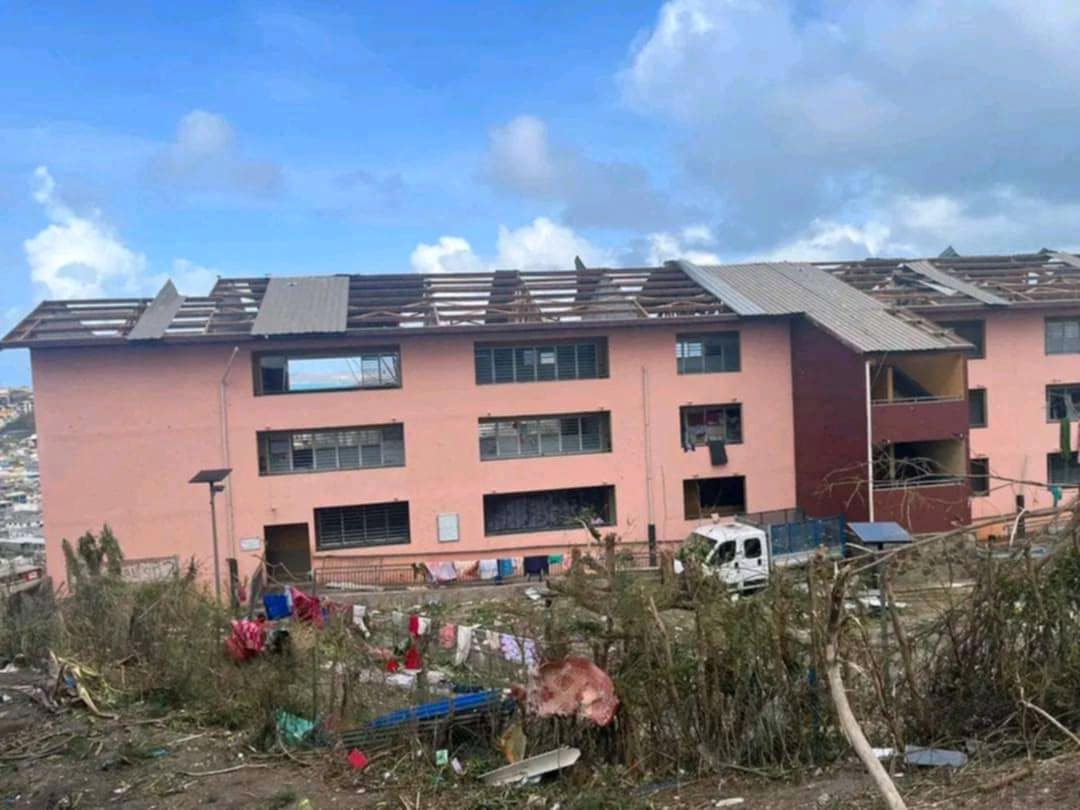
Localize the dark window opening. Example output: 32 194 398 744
710 540 737 567
1047 384 1080 421
483 485 615 535
940 320 985 358
970 458 990 496
479 412 611 460
683 476 746 520
314 501 410 549
676 332 740 374
744 536 762 558
873 440 965 489
1048 452 1080 487
258 424 404 475
256 350 400 394
474 340 608 385
969 389 987 428
1046 318 1080 355
680 404 742 447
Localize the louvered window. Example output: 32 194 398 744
676 333 740 374
479 412 611 460
474 340 608 385
315 502 410 549
483 486 615 535
258 424 404 475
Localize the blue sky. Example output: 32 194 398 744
3 1 1080 384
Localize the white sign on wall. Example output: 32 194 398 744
239 537 262 552
437 513 460 543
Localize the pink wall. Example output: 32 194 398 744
958 308 1080 520
31 319 797 585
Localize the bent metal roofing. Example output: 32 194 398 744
1 259 978 353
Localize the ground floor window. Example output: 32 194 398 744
314 501 410 549
483 485 615 535
683 476 746 520
1048 452 1080 487
969 458 990 496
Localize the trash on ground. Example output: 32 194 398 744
347 749 369 770
528 656 619 726
904 746 968 768
276 710 316 747
481 746 581 786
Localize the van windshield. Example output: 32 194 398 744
711 540 737 566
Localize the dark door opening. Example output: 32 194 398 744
264 523 311 582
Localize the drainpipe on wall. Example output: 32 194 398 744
641 366 657 565
219 347 240 557
865 359 875 522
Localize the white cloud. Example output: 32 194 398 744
483 116 679 229
24 166 147 298
148 110 282 198
642 225 722 264
410 236 486 274
167 259 220 296
411 217 613 275
619 0 1080 253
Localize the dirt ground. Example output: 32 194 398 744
4 665 1080 810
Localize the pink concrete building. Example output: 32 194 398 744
2 260 999 589
823 252 1080 526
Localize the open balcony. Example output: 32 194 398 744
870 352 968 443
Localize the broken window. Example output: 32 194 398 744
483 485 615 535
940 320 985 358
683 476 746 520
1047 384 1080 421
873 440 966 489
968 388 987 428
676 332 740 374
1046 318 1080 355
680 404 742 447
314 501 410 549
1048 452 1080 486
258 424 404 475
479 413 611 460
970 458 990 496
256 350 400 394
474 340 608 385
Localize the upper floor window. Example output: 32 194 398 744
314 501 410 549
474 340 608 385
940 320 985 358
258 424 404 475
1047 384 1080 421
968 389 987 428
676 332 740 374
479 412 611 460
483 485 615 536
255 349 400 395
970 458 990 496
680 404 743 447
1046 318 1080 355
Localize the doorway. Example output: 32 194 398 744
264 523 311 582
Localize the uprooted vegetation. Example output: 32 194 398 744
6 515 1080 807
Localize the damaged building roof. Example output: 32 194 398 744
819 250 1080 309
1 255 1029 353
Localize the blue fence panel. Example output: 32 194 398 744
768 516 844 559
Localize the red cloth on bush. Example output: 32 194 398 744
225 619 266 663
290 586 323 627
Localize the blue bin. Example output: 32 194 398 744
263 593 291 620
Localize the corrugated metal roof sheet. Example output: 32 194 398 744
689 261 965 353
251 276 349 336
127 281 184 341
903 260 1010 306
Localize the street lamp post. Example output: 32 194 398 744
189 468 232 602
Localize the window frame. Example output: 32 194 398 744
478 412 612 461
939 320 985 359
253 347 402 396
1046 317 1080 355
676 332 741 375
1046 383 1080 422
683 475 747 520
1048 452 1080 487
314 501 411 550
680 403 743 446
969 457 990 497
482 485 616 536
473 339 609 386
257 424 405 476
968 388 987 428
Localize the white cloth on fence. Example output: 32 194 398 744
454 625 475 666
499 633 539 670
352 604 369 636
478 559 499 580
